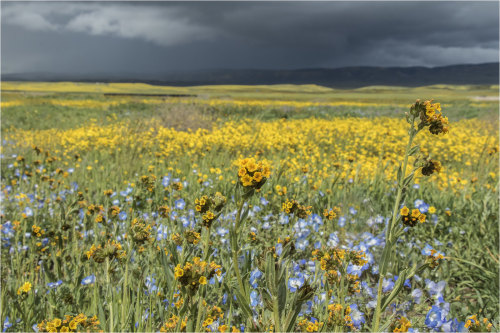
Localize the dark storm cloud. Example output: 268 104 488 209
1 1 498 74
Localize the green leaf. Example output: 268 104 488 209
381 268 410 311
234 288 253 320
396 164 402 182
265 252 276 294
408 145 420 156
403 172 414 187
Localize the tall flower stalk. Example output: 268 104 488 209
372 100 449 332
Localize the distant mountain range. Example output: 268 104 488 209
2 63 498 88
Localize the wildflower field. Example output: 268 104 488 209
1 82 499 332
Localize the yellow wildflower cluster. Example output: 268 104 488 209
171 230 201 246
173 257 222 293
426 249 446 269
130 218 152 245
313 248 367 293
201 305 224 330
313 248 367 271
392 316 411 332
282 199 312 219
464 314 493 332
323 207 341 220
17 282 32 295
296 318 323 332
159 205 171 218
86 204 104 216
195 192 226 228
85 240 126 263
160 315 187 332
37 314 100 333
420 159 442 176
237 158 271 190
32 225 44 237
140 174 157 192
400 206 426 227
327 304 354 330
410 100 449 135
108 205 120 218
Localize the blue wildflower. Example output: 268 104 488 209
349 304 365 328
288 273 305 292
425 305 445 329
249 269 263 288
118 211 128 221
250 290 261 307
81 274 96 285
174 199 186 210
411 288 422 304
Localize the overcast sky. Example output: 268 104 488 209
1 1 499 74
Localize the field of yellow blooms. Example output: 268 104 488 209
1 82 498 332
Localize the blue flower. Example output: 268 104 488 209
3 316 12 332
145 275 158 294
425 279 446 297
346 264 363 277
23 207 33 217
81 274 96 285
349 304 365 328
162 175 171 187
217 228 229 237
250 290 261 307
118 211 128 221
411 288 422 304
338 216 346 228
441 319 467 332
418 203 429 213
421 244 434 256
275 243 283 256
425 305 445 329
174 199 186 210
327 233 339 247
120 186 133 197
249 269 263 288
349 207 357 215
382 278 394 292
414 199 424 208
288 273 305 292
47 280 63 289
260 197 269 206
295 238 309 251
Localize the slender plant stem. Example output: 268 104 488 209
273 295 281 333
232 200 246 295
106 257 114 332
372 118 415 332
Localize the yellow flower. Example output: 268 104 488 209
52 318 62 328
17 282 32 295
428 206 436 214
174 265 184 279
199 276 207 285
400 206 410 216
69 320 78 330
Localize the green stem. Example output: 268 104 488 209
273 295 281 333
121 259 129 332
106 258 114 332
202 227 212 262
372 118 416 332
232 200 246 295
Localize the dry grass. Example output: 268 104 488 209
152 102 213 131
